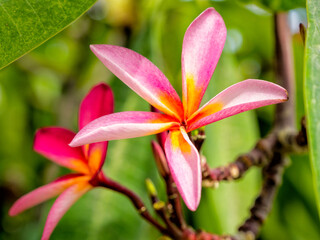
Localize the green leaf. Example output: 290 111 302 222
304 0 320 218
237 0 305 11
0 0 97 70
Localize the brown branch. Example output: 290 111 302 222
237 12 297 238
238 153 288 235
202 122 307 183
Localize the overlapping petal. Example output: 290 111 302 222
187 79 288 131
79 83 114 130
151 106 168 149
41 181 92 240
34 128 89 174
9 174 88 216
90 45 184 120
79 83 113 173
182 8 227 118
164 127 201 211
70 112 180 147
87 142 108 174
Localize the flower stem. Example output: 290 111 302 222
98 174 168 234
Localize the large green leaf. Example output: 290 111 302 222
0 0 96 70
304 0 320 217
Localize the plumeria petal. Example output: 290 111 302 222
70 112 179 147
164 127 201 211
87 142 108 174
79 83 114 130
90 45 183 120
79 83 113 173
187 79 288 131
9 174 89 216
41 181 92 240
34 128 89 174
182 7 227 118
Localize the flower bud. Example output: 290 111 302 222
145 178 157 197
151 140 170 177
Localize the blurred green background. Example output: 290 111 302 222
0 0 318 239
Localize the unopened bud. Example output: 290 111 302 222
145 178 157 197
158 236 173 240
151 140 170 177
153 201 165 210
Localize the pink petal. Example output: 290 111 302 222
79 82 114 130
34 128 89 174
164 127 201 211
90 45 183 120
87 142 108 174
41 181 92 240
78 83 113 172
187 79 288 131
9 174 89 216
70 111 179 147
182 7 227 118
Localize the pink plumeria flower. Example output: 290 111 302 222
9 83 114 240
70 8 288 211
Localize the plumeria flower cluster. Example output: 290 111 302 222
70 8 288 211
9 83 114 240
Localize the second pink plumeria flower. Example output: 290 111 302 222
10 83 113 239
70 8 288 211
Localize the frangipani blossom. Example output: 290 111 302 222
70 8 288 211
9 83 114 240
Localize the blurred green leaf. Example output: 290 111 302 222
304 0 320 218
0 0 96 70
261 0 305 10
237 0 305 11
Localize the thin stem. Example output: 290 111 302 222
165 176 187 229
98 174 168 234
150 193 183 239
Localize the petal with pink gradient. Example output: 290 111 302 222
41 181 92 240
187 79 288 131
182 7 227 118
9 174 89 216
70 111 179 147
78 83 113 172
87 142 108 174
164 127 201 211
34 128 89 174
79 83 114 130
90 45 183 120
